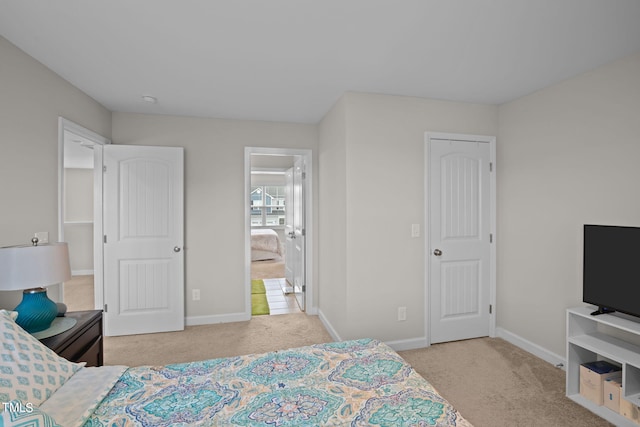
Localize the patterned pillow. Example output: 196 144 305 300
0 310 84 406
2 399 62 426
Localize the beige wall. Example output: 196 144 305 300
497 52 640 357
318 92 498 343
318 96 349 335
111 113 318 320
0 36 111 307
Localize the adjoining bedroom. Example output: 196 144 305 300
249 153 304 316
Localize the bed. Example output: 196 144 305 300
251 228 283 261
0 310 472 427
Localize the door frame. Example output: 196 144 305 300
244 147 314 315
57 117 111 304
424 132 496 345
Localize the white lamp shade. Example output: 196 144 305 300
0 243 71 291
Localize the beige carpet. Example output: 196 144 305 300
399 338 612 427
251 257 285 280
104 316 611 427
104 313 332 366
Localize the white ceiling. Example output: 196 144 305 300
2 1 640 124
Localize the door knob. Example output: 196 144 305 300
174 246 182 253
433 249 442 256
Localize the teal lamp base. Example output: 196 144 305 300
14 288 58 333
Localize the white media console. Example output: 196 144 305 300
567 306 640 426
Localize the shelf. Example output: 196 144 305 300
626 391 640 405
568 331 640 367
570 306 640 336
567 307 640 426
567 393 637 427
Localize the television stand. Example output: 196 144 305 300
590 306 616 316
567 307 640 426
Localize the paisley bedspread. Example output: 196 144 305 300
83 339 472 426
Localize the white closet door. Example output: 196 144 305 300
101 144 184 336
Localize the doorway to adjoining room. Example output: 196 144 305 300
58 119 110 313
249 152 306 316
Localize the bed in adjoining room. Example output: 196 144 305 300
251 228 283 261
0 309 472 426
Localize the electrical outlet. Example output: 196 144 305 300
398 306 407 321
192 289 201 301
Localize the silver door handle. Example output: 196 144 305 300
174 246 182 252
433 249 442 256
288 232 296 239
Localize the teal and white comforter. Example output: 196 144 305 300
82 339 472 426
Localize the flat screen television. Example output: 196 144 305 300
583 224 640 317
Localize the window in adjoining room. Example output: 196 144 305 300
251 185 285 227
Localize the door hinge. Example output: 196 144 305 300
489 304 492 314
104 304 108 313
301 228 306 236
490 233 493 243
103 235 107 243
489 162 493 172
103 165 107 173
302 172 306 180
302 285 306 292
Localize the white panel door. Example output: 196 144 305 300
284 158 306 310
292 158 306 311
102 145 184 336
284 167 294 287
429 138 490 343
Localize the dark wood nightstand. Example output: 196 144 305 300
39 310 103 367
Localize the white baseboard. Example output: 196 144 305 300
187 310 562 367
496 326 566 369
72 269 94 276
385 336 429 352
317 310 428 351
317 309 342 342
185 312 250 326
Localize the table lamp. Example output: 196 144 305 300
0 238 71 333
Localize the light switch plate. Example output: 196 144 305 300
35 231 49 244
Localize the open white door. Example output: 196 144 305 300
284 167 294 287
292 158 306 311
284 158 306 310
428 134 494 344
98 144 184 336
293 157 307 311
